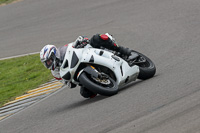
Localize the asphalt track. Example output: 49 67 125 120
1 0 200 132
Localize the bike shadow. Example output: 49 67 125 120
51 76 159 114
68 95 109 109
50 94 109 115
118 74 159 92
118 80 143 92
69 80 144 109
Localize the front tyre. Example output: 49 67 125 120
133 51 156 80
79 72 118 96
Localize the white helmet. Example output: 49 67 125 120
40 44 60 70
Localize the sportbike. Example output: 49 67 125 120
60 43 156 96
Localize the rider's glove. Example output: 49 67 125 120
74 36 90 48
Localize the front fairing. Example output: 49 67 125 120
59 43 139 86
59 43 85 83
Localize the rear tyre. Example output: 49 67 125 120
133 51 156 80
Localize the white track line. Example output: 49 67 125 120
0 52 40 60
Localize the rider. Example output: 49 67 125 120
40 33 132 98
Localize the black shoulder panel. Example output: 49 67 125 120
99 50 104 56
63 59 68 68
89 55 94 63
120 65 123 76
70 51 79 68
62 72 71 80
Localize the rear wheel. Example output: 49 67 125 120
132 51 156 80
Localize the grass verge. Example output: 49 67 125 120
0 0 17 5
0 54 53 107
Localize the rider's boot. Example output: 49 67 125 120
80 87 97 98
117 46 132 56
117 46 139 61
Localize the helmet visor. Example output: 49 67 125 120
44 58 53 69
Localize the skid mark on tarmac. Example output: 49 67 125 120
0 80 64 121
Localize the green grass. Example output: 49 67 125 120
0 0 16 5
0 54 53 107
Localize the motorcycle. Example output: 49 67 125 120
59 43 156 96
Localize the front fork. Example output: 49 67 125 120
77 65 99 80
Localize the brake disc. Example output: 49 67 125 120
92 77 111 85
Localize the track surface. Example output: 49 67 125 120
1 0 200 132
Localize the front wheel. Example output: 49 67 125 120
132 51 156 80
79 71 118 96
